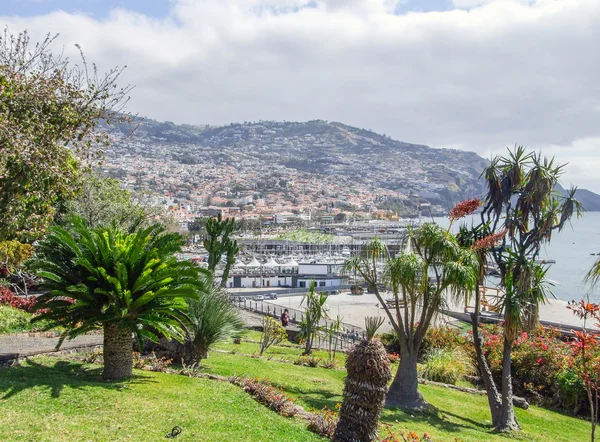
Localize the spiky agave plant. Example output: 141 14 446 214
333 316 392 442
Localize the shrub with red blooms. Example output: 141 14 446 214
479 324 582 410
0 286 36 312
448 198 480 221
387 352 400 363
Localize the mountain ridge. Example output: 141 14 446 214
103 117 600 214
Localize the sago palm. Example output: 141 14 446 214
30 217 203 380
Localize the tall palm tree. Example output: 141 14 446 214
344 225 478 409
476 146 582 431
30 217 203 380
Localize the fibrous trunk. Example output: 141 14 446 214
471 304 502 427
498 337 520 432
385 350 427 409
333 338 392 442
103 323 133 380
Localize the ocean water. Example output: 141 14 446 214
432 212 600 302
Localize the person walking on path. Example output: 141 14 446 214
281 309 290 327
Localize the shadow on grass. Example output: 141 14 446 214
381 403 495 435
285 385 343 410
0 358 152 400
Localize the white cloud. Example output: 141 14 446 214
2 0 600 191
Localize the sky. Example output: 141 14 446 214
2 0 600 193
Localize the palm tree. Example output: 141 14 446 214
185 278 245 364
333 316 391 442
344 225 478 409
586 258 600 288
475 146 582 431
299 281 329 355
30 217 202 380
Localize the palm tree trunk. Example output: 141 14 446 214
497 337 520 431
103 323 133 380
471 294 502 427
523 303 539 332
385 349 426 409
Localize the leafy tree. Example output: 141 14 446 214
0 30 132 242
56 172 146 230
203 214 239 287
30 218 202 380
299 281 329 355
0 240 34 275
471 147 582 431
0 240 36 296
344 227 478 409
326 315 344 364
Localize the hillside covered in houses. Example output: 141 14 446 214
102 119 491 221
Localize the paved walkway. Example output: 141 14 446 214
0 310 282 360
0 334 103 358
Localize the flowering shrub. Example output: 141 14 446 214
420 326 472 360
379 426 439 442
0 286 36 312
232 377 299 417
308 405 339 438
387 352 400 363
380 331 402 355
479 324 584 411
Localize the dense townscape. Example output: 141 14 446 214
101 119 490 226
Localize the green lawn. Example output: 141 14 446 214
204 339 590 442
0 305 59 334
0 337 591 442
0 358 324 442
215 333 341 363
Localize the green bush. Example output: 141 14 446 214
0 305 33 333
420 347 475 385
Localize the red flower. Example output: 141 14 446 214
472 230 507 251
537 357 543 364
449 198 481 221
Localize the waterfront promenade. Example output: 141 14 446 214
261 290 592 333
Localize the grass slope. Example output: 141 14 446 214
207 338 590 442
0 358 323 442
0 335 590 442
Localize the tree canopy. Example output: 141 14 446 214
0 29 132 242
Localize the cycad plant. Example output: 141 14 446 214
30 217 203 380
333 316 391 442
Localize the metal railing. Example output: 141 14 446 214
233 298 366 350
